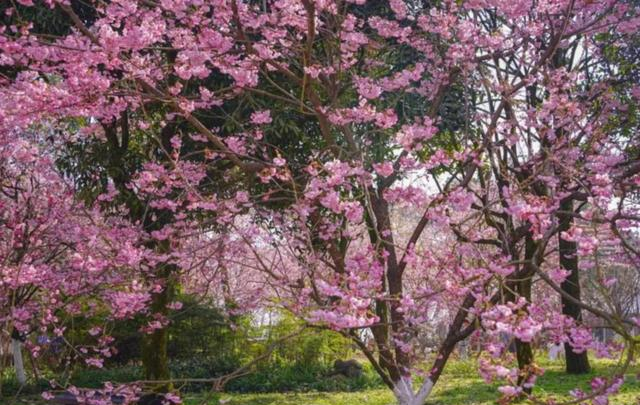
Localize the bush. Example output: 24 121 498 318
3 358 382 395
168 357 241 392
1 299 378 396
0 368 52 397
225 362 383 393
69 364 143 388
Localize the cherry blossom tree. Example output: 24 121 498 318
0 133 153 387
1 1 639 405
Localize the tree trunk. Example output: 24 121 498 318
141 327 170 383
506 236 536 393
141 260 175 391
514 338 534 383
392 375 433 405
516 242 534 392
101 105 179 392
11 330 26 386
141 238 176 391
558 199 591 374
141 289 172 390
393 293 479 405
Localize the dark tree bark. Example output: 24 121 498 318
515 236 536 393
366 195 407 387
141 242 175 390
503 235 539 394
558 199 591 374
141 289 172 388
514 280 534 392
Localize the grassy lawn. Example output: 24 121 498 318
184 359 640 405
5 359 639 404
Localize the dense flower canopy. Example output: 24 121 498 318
1 0 639 404
0 135 153 367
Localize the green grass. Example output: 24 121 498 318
6 358 639 404
183 359 640 405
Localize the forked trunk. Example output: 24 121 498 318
391 294 478 405
392 376 434 405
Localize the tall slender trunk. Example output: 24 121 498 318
141 300 171 388
11 329 26 386
558 199 590 374
141 240 175 391
516 238 534 390
514 328 534 391
505 236 536 393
